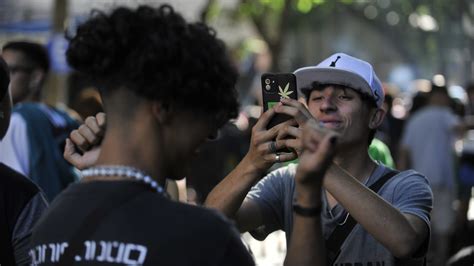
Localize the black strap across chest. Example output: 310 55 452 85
325 170 399 265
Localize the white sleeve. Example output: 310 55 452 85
0 113 30 176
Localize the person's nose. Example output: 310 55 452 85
319 96 337 113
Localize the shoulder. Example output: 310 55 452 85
264 163 297 182
430 107 458 123
0 164 45 225
0 163 40 196
402 116 421 139
371 165 430 195
8 112 27 129
14 103 78 127
12 103 45 126
392 169 430 186
13 103 41 114
250 163 297 194
381 169 433 205
406 107 447 124
380 168 431 192
0 112 28 144
172 200 237 230
48 105 78 120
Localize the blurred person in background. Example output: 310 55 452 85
376 86 405 164
454 81 474 253
67 71 104 121
410 91 430 115
0 56 48 265
465 82 474 116
0 41 79 201
206 53 432 265
399 83 463 266
185 121 248 204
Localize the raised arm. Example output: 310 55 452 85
324 164 430 258
205 98 315 232
285 119 338 266
205 106 297 232
64 112 106 170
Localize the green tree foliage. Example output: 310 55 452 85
201 0 473 82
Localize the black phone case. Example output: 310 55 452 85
261 73 298 129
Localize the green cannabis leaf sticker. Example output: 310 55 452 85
278 83 294 99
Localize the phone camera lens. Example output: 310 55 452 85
265 79 271 85
265 84 271 91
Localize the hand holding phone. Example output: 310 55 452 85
261 73 298 129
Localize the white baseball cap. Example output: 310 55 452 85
294 53 384 108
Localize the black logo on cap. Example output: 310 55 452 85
330 56 341 67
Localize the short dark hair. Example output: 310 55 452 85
2 41 50 73
305 82 377 108
66 5 239 125
0 57 9 100
430 83 449 96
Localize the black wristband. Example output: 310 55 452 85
293 203 321 217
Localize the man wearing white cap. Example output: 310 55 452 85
206 53 432 265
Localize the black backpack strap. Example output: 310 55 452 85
58 183 153 265
326 169 399 265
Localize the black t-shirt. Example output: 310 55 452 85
0 163 47 266
30 180 255 266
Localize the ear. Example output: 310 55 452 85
29 69 45 93
151 101 173 125
368 108 386 129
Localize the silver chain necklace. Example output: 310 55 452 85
81 165 166 195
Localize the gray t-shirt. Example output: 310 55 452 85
401 106 459 189
246 163 432 265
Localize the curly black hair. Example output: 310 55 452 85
66 5 239 125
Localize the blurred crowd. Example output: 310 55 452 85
0 3 473 266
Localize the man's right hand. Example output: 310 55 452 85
242 105 298 175
64 112 106 170
295 119 338 201
285 117 337 266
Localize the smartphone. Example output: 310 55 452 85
261 73 298 129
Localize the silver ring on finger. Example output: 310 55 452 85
269 141 277 153
275 153 281 163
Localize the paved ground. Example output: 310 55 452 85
243 231 286 266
